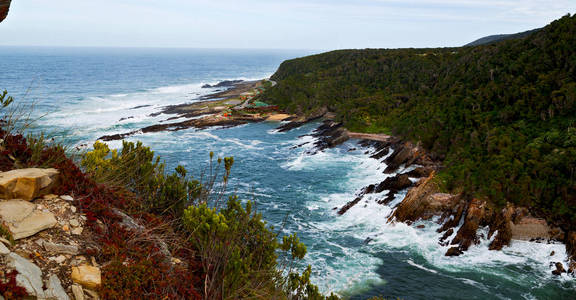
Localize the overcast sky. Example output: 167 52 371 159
0 0 574 50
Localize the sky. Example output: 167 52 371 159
0 0 575 50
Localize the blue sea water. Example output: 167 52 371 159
1 46 575 299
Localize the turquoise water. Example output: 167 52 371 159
1 47 575 299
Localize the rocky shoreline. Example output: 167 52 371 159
97 78 576 277
277 109 576 277
100 80 292 141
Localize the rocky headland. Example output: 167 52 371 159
276 108 576 277
99 79 292 141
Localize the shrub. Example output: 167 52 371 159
81 140 202 217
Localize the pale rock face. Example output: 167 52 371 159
71 284 85 300
44 241 80 255
10 210 58 239
0 168 59 200
45 274 71 300
0 199 58 239
0 241 9 254
71 265 102 289
60 195 74 201
5 252 46 298
0 199 35 222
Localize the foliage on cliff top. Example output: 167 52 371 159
262 14 576 229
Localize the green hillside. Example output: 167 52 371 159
262 14 576 229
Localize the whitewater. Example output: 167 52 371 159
1 47 574 299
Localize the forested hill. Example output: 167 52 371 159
262 14 576 229
465 28 541 46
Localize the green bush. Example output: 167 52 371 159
81 140 202 216
82 141 337 299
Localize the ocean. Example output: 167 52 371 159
1 46 574 299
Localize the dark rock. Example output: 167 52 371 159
450 199 487 252
550 251 555 256
201 80 244 89
119 116 134 122
488 205 513 251
307 120 350 154
440 228 454 242
552 262 566 276
416 225 426 229
363 237 374 245
374 174 412 194
445 247 463 257
130 104 152 110
377 191 396 205
404 167 433 178
276 107 327 132
337 197 362 215
0 0 11 23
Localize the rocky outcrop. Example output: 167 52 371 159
275 107 328 132
0 168 59 200
0 190 102 299
389 173 460 223
388 172 565 257
383 141 434 174
552 262 566 276
306 120 350 154
0 199 57 239
0 0 11 23
202 80 244 89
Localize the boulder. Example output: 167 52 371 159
45 274 71 300
445 247 463 256
390 173 459 223
403 167 433 178
374 174 412 193
5 252 46 298
0 199 57 239
0 168 59 200
552 262 566 276
71 265 101 289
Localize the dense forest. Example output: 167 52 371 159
262 14 576 230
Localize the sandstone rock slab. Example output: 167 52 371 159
0 168 59 200
0 199 35 222
71 265 101 289
0 199 57 239
9 210 58 240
